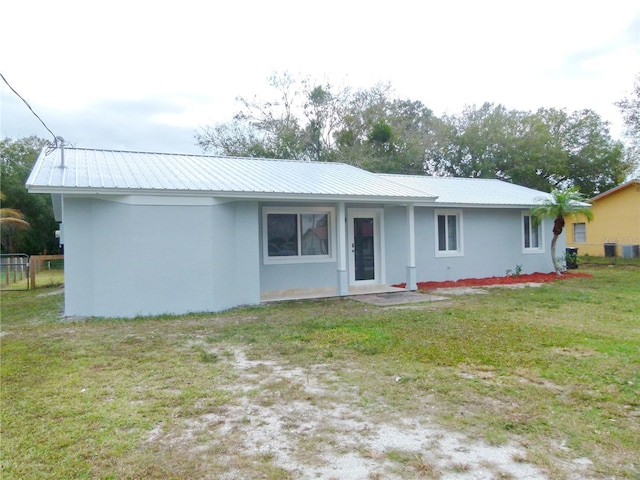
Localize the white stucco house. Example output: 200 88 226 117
27 147 560 318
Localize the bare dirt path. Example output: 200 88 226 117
147 345 594 479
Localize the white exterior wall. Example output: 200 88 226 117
384 206 559 285
259 203 560 294
62 196 260 317
61 196 560 317
384 205 410 284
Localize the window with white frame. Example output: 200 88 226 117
263 207 334 264
522 212 543 253
573 223 586 243
434 209 463 257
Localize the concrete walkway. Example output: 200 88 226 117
351 283 544 306
263 283 539 306
349 291 449 306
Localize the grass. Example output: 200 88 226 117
578 254 640 267
1 267 64 291
1 266 639 479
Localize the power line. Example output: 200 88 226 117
1 72 59 150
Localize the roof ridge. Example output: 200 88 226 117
378 173 505 181
48 147 354 167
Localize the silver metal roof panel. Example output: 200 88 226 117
26 148 437 202
380 174 552 207
27 148 551 206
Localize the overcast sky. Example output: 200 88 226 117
1 0 638 155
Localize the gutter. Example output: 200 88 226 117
25 185 438 205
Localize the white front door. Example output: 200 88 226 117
347 208 384 286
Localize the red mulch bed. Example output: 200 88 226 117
394 272 593 290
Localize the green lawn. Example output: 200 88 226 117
1 266 639 479
1 265 64 291
578 255 640 267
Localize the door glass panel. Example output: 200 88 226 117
354 218 374 281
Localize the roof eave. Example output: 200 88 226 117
590 179 640 202
26 185 437 204
430 202 547 209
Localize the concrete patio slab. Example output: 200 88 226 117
350 291 449 306
430 287 489 296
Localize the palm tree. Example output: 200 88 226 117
531 188 593 274
0 193 30 253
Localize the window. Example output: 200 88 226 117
434 209 463 257
263 207 334 264
573 223 586 243
522 213 543 253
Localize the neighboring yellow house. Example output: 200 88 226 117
566 179 640 257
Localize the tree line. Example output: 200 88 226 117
197 72 637 197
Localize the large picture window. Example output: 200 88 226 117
434 209 463 257
263 207 334 264
522 212 544 253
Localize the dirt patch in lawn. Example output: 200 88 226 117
145 346 594 479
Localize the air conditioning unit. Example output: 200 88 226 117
621 245 640 259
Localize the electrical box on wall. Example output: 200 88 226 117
55 224 64 245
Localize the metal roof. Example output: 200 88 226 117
26 148 436 202
26 147 551 206
380 174 552 207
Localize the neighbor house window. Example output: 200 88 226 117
263 207 335 264
573 223 586 243
434 209 463 257
522 212 544 253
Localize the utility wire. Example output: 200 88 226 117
1 72 59 152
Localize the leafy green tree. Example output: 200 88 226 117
196 74 436 174
0 136 60 254
424 104 630 197
337 92 436 174
559 109 628 195
424 103 527 179
197 74 631 189
197 72 308 160
615 73 640 177
530 188 594 274
301 82 350 162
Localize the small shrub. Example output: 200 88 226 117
506 265 523 277
555 257 568 274
565 250 579 269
